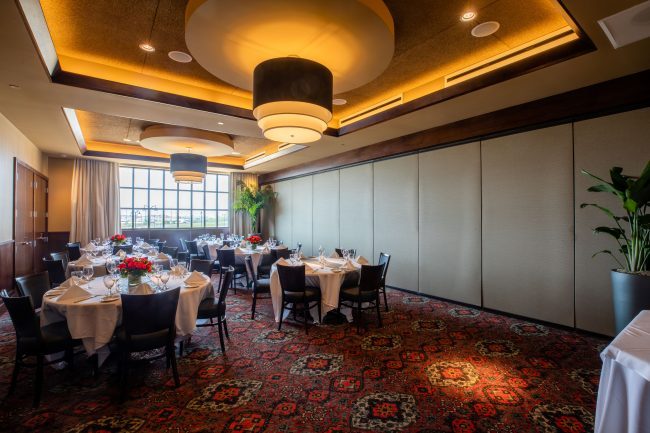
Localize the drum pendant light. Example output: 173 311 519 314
253 57 333 143
170 152 207 184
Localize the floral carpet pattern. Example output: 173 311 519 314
0 288 607 432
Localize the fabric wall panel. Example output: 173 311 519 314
482 124 574 326
291 176 314 256
418 143 481 304
574 108 650 336
374 154 419 291
312 170 340 255
340 164 374 260
273 180 292 248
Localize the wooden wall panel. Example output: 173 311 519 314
574 108 650 335
340 164 374 260
0 240 14 293
291 177 314 256
374 155 419 291
312 171 340 255
482 125 574 326
273 180 293 248
418 143 482 304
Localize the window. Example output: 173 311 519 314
119 166 229 229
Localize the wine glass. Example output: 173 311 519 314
103 275 115 296
82 265 94 282
160 270 170 290
71 270 83 285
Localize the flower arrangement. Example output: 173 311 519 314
246 235 263 248
118 257 153 286
110 234 127 245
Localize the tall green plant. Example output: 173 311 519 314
581 160 650 273
232 181 276 233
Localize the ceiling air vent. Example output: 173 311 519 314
598 0 650 49
245 151 266 163
339 95 403 126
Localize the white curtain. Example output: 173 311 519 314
70 159 121 245
230 172 258 235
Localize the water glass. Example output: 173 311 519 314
103 275 115 296
71 270 83 285
160 271 170 290
82 265 94 281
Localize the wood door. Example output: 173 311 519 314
14 162 34 277
33 174 48 272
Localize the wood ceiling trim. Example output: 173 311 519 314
259 69 650 185
82 150 244 170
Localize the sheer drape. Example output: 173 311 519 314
70 159 121 245
229 172 258 235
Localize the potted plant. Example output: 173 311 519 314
582 161 650 332
118 256 153 287
110 233 127 245
233 181 276 234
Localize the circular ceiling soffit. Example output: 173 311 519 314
471 21 500 38
185 0 395 94
139 125 233 157
168 51 193 63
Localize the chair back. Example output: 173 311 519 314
359 265 384 293
217 248 236 267
190 259 213 277
43 258 66 286
15 272 50 310
162 246 178 258
202 244 212 260
0 292 40 342
147 239 159 246
244 255 257 283
113 244 133 254
50 251 69 269
121 287 180 336
157 241 167 251
221 240 234 247
336 248 356 257
378 252 391 281
217 267 234 305
186 240 200 255
277 264 306 294
66 243 81 261
271 248 290 261
179 238 187 252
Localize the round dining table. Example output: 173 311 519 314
40 274 213 365
66 254 172 278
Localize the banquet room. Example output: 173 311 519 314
0 0 649 432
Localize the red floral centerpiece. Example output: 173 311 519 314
110 233 127 245
246 235 263 249
118 257 153 286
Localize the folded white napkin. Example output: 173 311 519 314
236 247 246 253
58 284 92 302
83 243 96 251
57 278 75 289
343 259 357 271
221 245 233 250
184 270 207 285
276 244 286 249
117 249 126 258
330 251 340 258
140 242 151 248
276 258 290 266
262 246 270 253
156 252 168 260
170 266 183 277
75 255 94 266
355 256 369 265
130 283 154 295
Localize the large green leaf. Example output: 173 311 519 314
593 226 624 239
630 160 650 207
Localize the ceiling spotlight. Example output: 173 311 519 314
332 98 347 106
217 121 224 125
231 151 241 155
123 138 133 142
168 50 192 63
253 57 333 143
139 43 156 52
8 84 21 89
460 11 476 22
471 21 501 37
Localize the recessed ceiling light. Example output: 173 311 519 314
471 21 500 37
123 138 133 142
231 151 241 155
217 121 224 125
139 43 155 52
8 84 20 89
168 50 193 63
460 11 476 22
332 98 347 106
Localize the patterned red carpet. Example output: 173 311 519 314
0 288 607 433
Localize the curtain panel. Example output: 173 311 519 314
70 159 121 245
229 172 258 236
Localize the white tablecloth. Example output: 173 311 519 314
595 310 650 433
40 275 212 364
269 258 360 322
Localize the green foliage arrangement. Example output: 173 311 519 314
232 181 276 233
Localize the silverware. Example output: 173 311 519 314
73 295 101 303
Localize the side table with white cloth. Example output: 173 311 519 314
269 257 366 322
595 310 650 433
40 273 213 365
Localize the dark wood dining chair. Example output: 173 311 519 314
217 248 246 292
15 272 51 311
190 258 214 277
1 291 81 407
338 264 384 332
244 256 271 320
162 246 179 258
50 251 69 269
42 258 66 287
112 244 133 254
277 264 321 334
193 267 234 354
66 242 81 261
117 287 181 401
378 252 391 311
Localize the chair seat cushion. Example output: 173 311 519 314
283 287 321 303
116 327 171 352
255 279 271 290
340 287 378 303
197 297 225 319
23 320 76 354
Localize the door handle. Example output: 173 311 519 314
20 241 30 245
